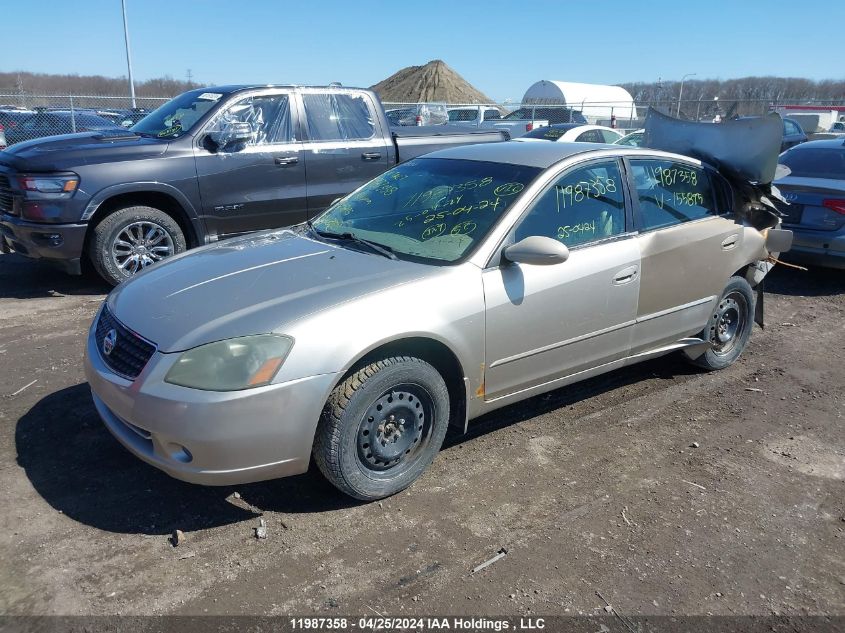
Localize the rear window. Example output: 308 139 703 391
522 125 576 140
779 148 845 180
502 107 585 124
448 109 478 122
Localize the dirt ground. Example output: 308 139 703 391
0 252 843 620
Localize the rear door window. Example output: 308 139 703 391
303 93 375 141
628 159 716 231
575 129 603 143
484 109 501 120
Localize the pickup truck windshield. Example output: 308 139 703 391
131 90 223 139
311 158 541 263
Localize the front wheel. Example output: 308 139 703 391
688 276 755 371
89 206 186 286
313 356 450 501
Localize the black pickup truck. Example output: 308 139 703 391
0 85 508 285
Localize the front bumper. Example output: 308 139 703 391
781 228 845 270
84 320 340 486
0 214 87 274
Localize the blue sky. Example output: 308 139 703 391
4 0 843 100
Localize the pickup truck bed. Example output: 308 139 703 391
392 126 509 161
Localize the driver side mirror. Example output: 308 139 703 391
503 236 570 265
207 121 253 151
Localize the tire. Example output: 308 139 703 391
89 206 186 286
313 356 450 501
689 276 755 371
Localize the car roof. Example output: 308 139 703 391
423 140 624 168
190 84 369 95
784 138 845 150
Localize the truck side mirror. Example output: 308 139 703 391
207 121 253 151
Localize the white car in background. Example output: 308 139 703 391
446 105 503 127
517 123 623 144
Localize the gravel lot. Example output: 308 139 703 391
0 253 843 619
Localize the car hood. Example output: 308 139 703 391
0 131 169 171
107 230 434 353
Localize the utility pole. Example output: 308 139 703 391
187 69 193 86
121 0 137 108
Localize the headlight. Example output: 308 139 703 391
18 174 79 193
164 334 293 391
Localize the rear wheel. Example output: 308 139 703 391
89 206 186 286
313 356 450 500
689 276 755 371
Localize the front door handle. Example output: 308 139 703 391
361 152 382 161
721 234 739 250
275 156 299 166
612 265 639 285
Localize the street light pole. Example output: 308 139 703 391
677 73 696 117
121 0 137 108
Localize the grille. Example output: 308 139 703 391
0 174 13 215
95 306 157 379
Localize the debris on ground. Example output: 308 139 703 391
226 492 262 515
255 518 267 540
7 379 37 398
471 548 507 574
170 530 185 547
690 442 700 448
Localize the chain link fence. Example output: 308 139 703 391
0 94 170 148
2 93 844 148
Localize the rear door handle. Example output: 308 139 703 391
275 156 299 166
721 234 739 250
612 265 639 285
361 152 382 161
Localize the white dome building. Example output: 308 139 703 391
521 80 636 121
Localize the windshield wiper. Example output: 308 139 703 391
307 222 397 260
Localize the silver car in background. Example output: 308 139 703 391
85 140 791 501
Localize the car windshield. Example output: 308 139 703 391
131 89 224 138
614 132 643 146
311 158 542 263
779 148 845 180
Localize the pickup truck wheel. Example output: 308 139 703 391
313 357 450 501
89 206 186 286
688 276 755 371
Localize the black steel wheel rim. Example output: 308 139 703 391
356 383 434 476
710 291 748 355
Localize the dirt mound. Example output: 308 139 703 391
371 60 494 104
